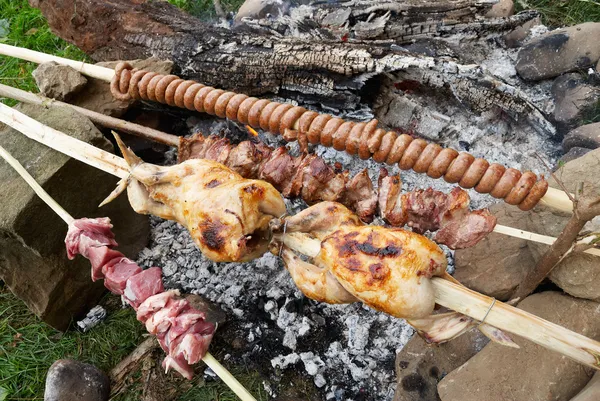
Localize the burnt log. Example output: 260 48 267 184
31 0 553 135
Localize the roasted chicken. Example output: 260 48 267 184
271 202 448 319
108 134 286 262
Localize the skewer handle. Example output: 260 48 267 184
432 278 600 370
0 43 114 81
0 83 179 147
203 353 257 401
0 103 128 179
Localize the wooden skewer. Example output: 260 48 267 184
0 83 178 146
280 233 600 371
0 97 597 257
1 103 599 372
0 143 257 401
0 43 575 214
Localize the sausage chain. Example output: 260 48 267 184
111 62 548 211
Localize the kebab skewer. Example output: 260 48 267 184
2 103 600 370
0 145 257 401
2 85 596 257
0 43 573 213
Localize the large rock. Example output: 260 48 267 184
453 202 535 301
44 359 109 401
570 371 600 401
69 58 173 117
438 292 600 401
552 74 600 133
0 104 149 331
32 62 88 101
559 147 593 164
516 22 600 81
235 0 290 21
393 330 489 401
563 122 600 152
454 148 600 301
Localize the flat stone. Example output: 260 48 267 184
516 22 600 81
504 17 541 48
32 62 88 101
560 146 593 164
393 330 489 401
438 292 600 401
485 0 514 18
563 122 600 152
69 57 173 117
0 103 149 331
570 371 600 401
453 202 534 301
44 359 109 401
552 73 599 133
454 148 600 301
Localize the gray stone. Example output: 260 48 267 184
0 103 149 331
393 330 489 401
438 292 600 401
570 371 600 401
454 148 600 301
560 146 593 164
529 149 600 301
184 294 227 326
44 359 109 401
504 17 541 48
453 203 535 301
32 62 88 101
552 73 600 133
516 22 600 81
563 122 600 152
235 0 289 21
69 58 173 117
485 0 514 18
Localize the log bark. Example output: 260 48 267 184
31 0 553 135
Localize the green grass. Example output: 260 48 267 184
0 0 89 105
0 287 145 400
167 0 246 19
517 0 600 26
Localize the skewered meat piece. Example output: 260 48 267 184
179 134 496 249
65 217 215 379
109 134 286 263
271 202 448 319
272 202 517 345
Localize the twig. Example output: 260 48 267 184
0 140 257 401
512 188 600 302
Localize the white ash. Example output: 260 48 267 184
76 305 107 332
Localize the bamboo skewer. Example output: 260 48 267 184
280 233 600 371
0 43 575 214
0 143 257 401
0 94 597 257
2 103 600 371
